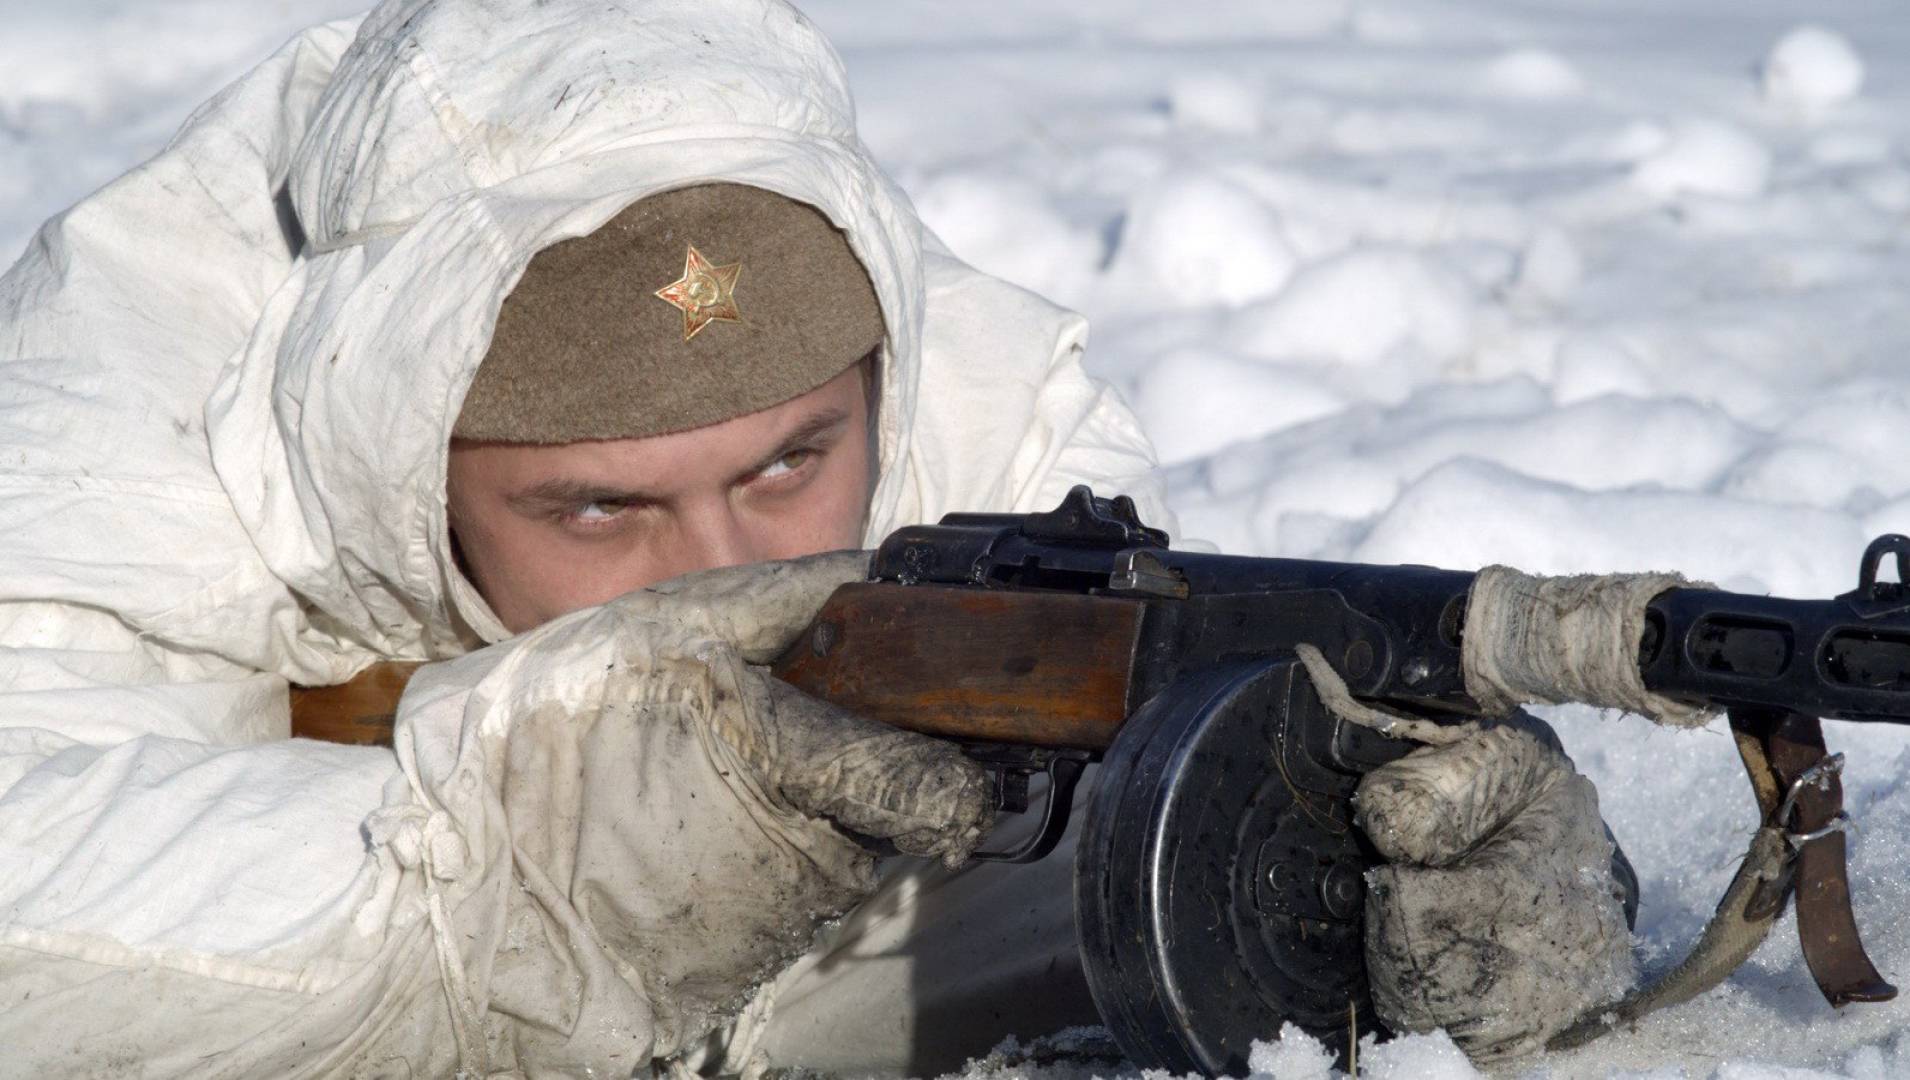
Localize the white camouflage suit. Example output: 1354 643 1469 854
0 0 1171 1074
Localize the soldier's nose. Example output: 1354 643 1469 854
673 505 758 575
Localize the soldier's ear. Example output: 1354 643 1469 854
859 346 882 414
861 347 882 516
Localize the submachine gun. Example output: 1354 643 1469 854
291 487 1910 1072
769 487 1909 1073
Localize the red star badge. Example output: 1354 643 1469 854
654 245 744 341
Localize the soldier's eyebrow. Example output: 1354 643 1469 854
505 406 856 513
737 406 853 481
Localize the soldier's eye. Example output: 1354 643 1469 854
759 449 815 480
566 501 626 526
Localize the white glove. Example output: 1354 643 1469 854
628 549 996 866
592 551 995 1048
1355 714 1637 1060
390 551 994 1072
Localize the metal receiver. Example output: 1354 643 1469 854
861 488 1474 1070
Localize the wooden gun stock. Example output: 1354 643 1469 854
290 659 425 745
290 583 1148 750
770 583 1145 749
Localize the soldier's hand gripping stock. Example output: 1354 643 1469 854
389 550 995 1058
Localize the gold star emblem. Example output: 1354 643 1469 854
654 245 743 341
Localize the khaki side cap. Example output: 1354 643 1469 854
454 182 885 444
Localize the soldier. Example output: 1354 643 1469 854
0 0 1633 1073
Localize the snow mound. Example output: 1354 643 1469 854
1166 73 1263 134
1550 335 1655 404
1228 248 1475 374
1244 1024 1339 1080
1347 1030 1482 1079
1132 348 1349 465
1508 226 1583 306
1102 172 1297 313
1762 25 1866 110
912 173 1100 310
1481 47 1586 100
1631 120 1773 199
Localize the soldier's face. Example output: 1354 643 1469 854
446 363 873 634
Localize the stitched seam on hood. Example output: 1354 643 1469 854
417 193 517 648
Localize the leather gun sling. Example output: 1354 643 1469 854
1554 707 1895 1051
1742 708 1896 1006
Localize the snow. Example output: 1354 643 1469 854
1762 26 1867 111
7 0 1910 1077
1631 121 1774 200
1167 73 1265 135
1228 248 1477 369
1246 1025 1342 1080
1101 171 1299 313
1482 48 1588 101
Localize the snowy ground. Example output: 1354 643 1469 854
8 1 1910 1077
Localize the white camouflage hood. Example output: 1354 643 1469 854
207 0 930 674
0 15 1168 1065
